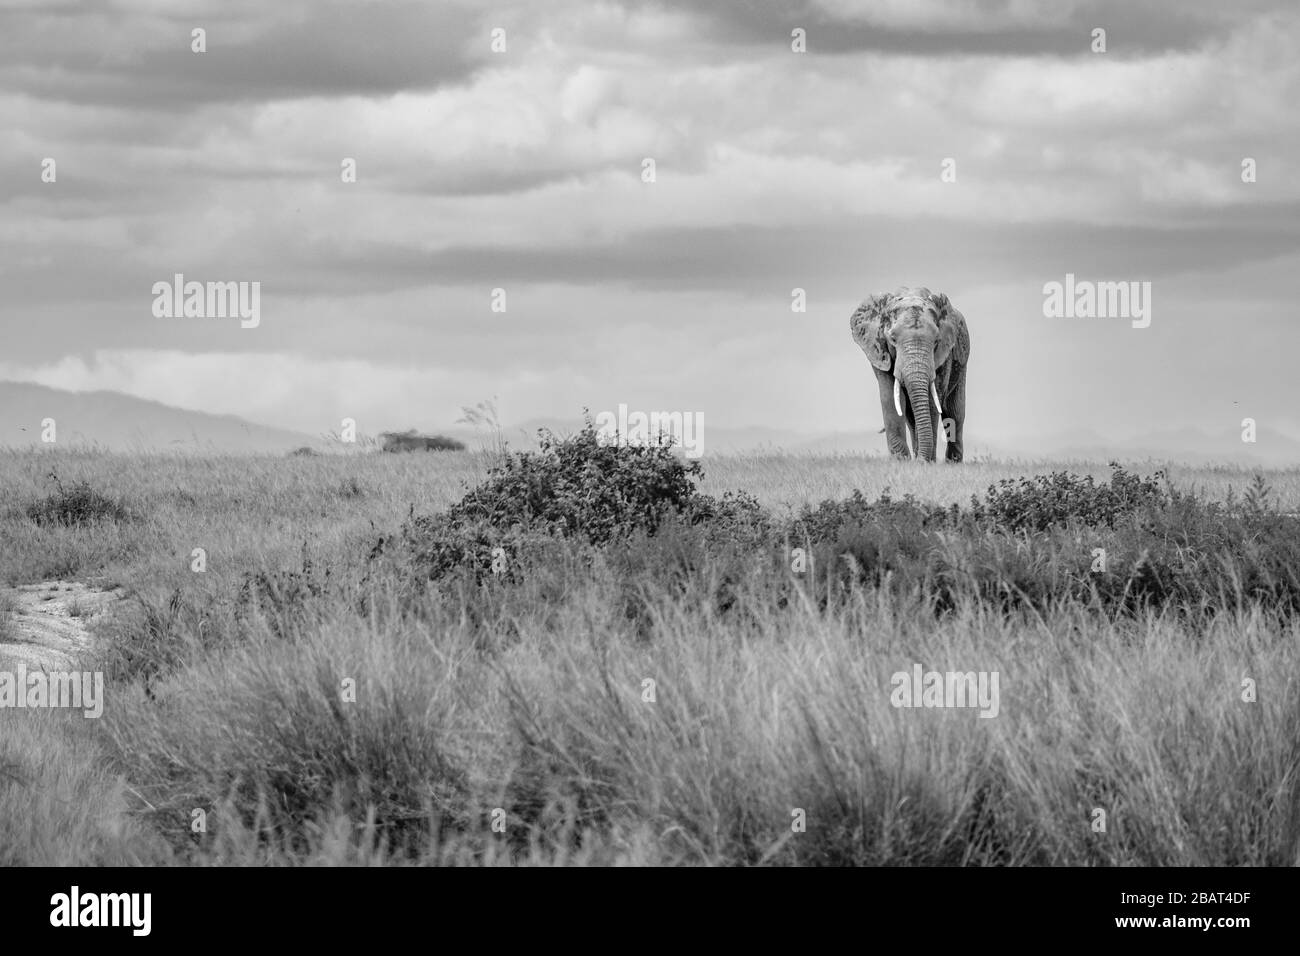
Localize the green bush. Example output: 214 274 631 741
381 431 467 452
381 441 1300 626
793 470 1300 622
393 421 727 583
444 423 699 543
397 515 567 586
24 477 132 526
792 487 960 545
969 462 1169 533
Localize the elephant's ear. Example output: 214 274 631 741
849 294 894 371
931 293 970 367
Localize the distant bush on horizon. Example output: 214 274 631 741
379 430 466 453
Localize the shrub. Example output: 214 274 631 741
682 489 775 545
387 422 782 589
381 445 1300 626
970 462 1168 533
443 422 698 543
24 476 132 527
397 515 566 585
789 469 1300 623
380 430 466 453
427 435 465 451
792 487 960 544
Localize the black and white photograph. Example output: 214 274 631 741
0 0 1293 934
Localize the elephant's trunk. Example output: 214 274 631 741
907 378 934 461
898 352 937 461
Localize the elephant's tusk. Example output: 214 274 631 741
931 381 943 417
893 378 904 417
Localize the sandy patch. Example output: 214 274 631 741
0 581 122 671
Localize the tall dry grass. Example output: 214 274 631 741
1 446 1298 865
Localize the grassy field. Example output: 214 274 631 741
2 445 1298 865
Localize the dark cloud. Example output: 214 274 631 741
638 0 1288 56
1 0 486 110
388 166 591 198
0 233 439 317
10 200 1295 328
417 204 1300 295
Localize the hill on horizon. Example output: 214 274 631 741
0 381 321 454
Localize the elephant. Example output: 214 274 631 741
850 287 970 462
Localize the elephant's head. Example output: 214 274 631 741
850 287 969 461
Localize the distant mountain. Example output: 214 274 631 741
0 382 320 453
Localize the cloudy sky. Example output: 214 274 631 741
2 0 1298 448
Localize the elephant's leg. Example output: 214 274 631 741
944 416 963 462
943 372 966 463
873 367 911 459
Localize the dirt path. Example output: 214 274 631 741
0 581 122 671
